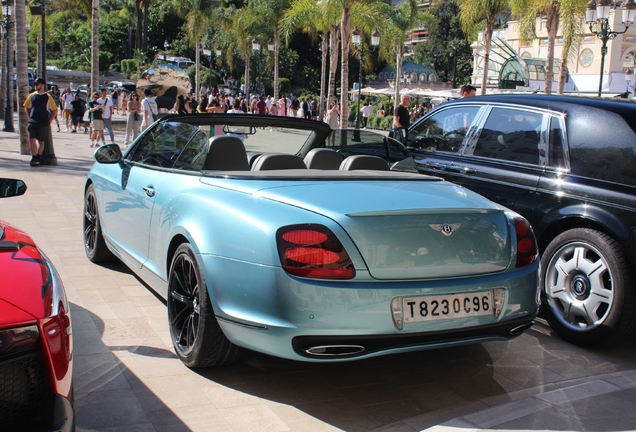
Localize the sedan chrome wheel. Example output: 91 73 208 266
167 244 241 368
541 228 636 346
544 241 613 329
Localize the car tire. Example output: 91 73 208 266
541 228 636 346
83 184 114 263
167 243 241 368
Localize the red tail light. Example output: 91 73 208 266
514 217 538 268
277 224 355 279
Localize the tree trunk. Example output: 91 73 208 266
195 35 201 95
0 35 6 120
319 33 327 121
128 24 133 58
557 50 568 94
480 21 493 95
544 2 559 95
394 44 403 110
136 5 142 50
143 3 149 51
274 27 280 101
15 0 30 153
91 0 100 91
339 7 351 128
327 26 339 108
244 50 250 99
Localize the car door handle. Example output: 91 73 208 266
143 186 156 197
446 165 477 174
425 162 449 170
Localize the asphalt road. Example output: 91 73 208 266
1 115 636 432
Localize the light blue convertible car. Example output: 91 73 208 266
84 114 540 368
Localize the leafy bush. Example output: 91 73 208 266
278 78 291 94
120 59 140 79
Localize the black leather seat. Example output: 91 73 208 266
202 136 250 171
251 153 307 171
339 155 389 171
303 148 343 170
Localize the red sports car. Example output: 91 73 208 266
0 178 74 431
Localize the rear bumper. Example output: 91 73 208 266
292 314 536 359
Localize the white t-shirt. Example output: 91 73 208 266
361 105 374 118
62 93 74 110
141 97 158 126
98 97 113 119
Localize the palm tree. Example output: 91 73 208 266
225 5 264 97
91 0 99 91
15 0 30 154
173 0 217 95
460 0 509 94
329 0 383 127
250 0 291 101
511 0 587 94
377 0 431 107
281 0 340 120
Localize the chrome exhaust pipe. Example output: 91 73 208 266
305 345 365 357
508 321 534 336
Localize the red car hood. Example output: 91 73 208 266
0 221 49 326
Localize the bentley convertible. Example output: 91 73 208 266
84 114 540 368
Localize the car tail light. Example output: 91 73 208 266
277 224 355 279
514 217 538 268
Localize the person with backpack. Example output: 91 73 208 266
70 92 87 133
140 88 158 131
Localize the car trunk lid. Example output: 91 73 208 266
253 180 512 280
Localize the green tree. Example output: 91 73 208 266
413 0 472 87
460 0 509 94
377 0 431 107
510 0 586 94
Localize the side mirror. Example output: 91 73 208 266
94 144 123 164
0 179 27 198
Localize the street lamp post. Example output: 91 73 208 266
2 0 14 133
351 28 379 129
586 0 636 97
252 38 260 95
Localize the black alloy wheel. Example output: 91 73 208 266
167 243 241 368
83 184 113 263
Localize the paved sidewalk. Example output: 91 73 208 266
1 117 636 432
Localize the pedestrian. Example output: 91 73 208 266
197 97 208 113
23 78 58 167
361 101 373 128
140 88 159 130
393 95 411 129
256 96 267 115
189 92 198 113
48 86 62 132
111 88 119 115
269 101 278 116
278 95 287 117
326 102 339 129
310 98 318 120
290 95 300 117
124 92 141 147
174 94 188 115
70 92 87 133
460 84 477 98
60 87 74 132
87 92 105 148
120 91 128 116
302 98 311 119
98 88 115 144
377 104 386 117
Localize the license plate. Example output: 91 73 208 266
402 291 493 323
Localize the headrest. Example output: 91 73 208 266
303 148 343 170
339 155 390 171
202 135 249 171
251 153 307 171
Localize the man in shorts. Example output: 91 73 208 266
24 78 58 167
88 92 104 147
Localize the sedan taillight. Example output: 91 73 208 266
277 224 355 279
514 217 538 268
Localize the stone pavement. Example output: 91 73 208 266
1 113 636 432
